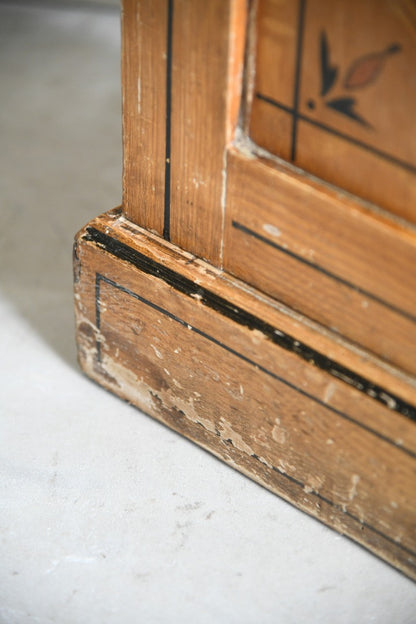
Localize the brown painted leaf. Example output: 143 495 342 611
344 44 401 90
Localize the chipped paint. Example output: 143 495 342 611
218 418 254 456
272 418 287 445
380 392 397 410
323 382 336 404
250 328 265 345
73 218 416 580
150 344 163 359
349 474 360 502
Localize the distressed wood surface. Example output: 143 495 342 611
74 210 416 580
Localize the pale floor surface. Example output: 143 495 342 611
0 3 415 623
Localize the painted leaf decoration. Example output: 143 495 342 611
326 97 370 127
320 31 338 96
344 43 401 90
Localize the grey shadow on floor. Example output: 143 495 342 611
0 2 122 366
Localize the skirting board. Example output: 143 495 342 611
74 208 416 580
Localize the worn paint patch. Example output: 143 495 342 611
324 382 337 404
219 418 254 456
262 223 281 238
349 474 360 501
272 418 287 445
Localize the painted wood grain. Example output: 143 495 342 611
249 0 416 222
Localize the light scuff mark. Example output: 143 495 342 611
272 418 287 445
349 474 361 502
262 223 281 238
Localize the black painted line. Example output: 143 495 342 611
259 96 293 116
85 226 416 430
291 0 306 161
256 92 416 175
95 271 415 456
95 273 416 562
163 0 173 241
233 220 416 326
251 453 416 560
95 273 102 363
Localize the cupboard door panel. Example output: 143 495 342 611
249 0 416 223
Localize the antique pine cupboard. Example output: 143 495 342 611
74 0 416 579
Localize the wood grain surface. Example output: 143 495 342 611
121 0 168 234
223 149 416 376
77 0 416 580
169 0 246 262
122 0 247 262
249 0 416 222
121 0 416 373
74 210 416 580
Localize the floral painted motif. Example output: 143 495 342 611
315 32 401 127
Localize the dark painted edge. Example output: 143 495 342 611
84 226 416 432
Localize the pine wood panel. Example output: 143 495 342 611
121 0 168 234
121 0 247 262
169 0 246 263
224 149 416 376
74 210 416 580
249 0 416 223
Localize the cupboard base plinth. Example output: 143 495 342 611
74 209 416 580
